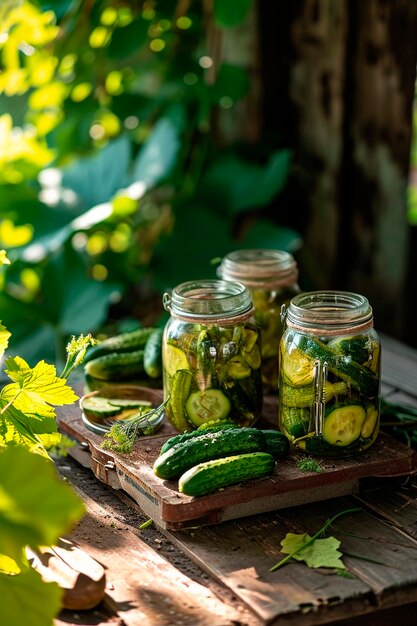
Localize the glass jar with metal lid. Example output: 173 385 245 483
217 249 300 392
278 290 381 457
162 279 263 432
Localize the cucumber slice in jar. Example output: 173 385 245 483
81 396 122 417
185 389 231 427
164 344 190 377
281 348 315 387
323 403 367 447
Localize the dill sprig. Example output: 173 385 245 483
102 398 169 453
297 457 323 473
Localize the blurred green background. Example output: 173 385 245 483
2 0 417 365
0 0 299 365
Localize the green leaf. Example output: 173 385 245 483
41 244 122 335
0 445 84 555
0 564 63 626
131 116 182 189
213 0 253 27
151 201 235 289
0 322 11 360
280 533 345 569
0 311 57 366
61 135 131 209
3 356 78 414
201 150 292 214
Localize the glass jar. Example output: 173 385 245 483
278 290 381 457
162 279 263 432
217 249 300 392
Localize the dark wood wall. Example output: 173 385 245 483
257 0 417 344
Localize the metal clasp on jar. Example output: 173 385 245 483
280 303 288 325
162 292 172 312
313 359 328 436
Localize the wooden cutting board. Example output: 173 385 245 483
56 388 417 530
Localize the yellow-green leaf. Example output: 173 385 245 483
280 533 345 570
0 445 85 551
0 565 63 626
4 356 78 412
0 322 11 359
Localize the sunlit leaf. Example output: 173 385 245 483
28 82 68 110
0 251 11 266
0 566 62 626
0 219 33 248
0 322 11 359
0 444 84 553
3 356 78 411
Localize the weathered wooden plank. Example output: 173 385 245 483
61 483 241 626
380 333 417 398
167 497 417 625
354 478 417 541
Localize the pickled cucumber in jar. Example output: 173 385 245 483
162 279 263 432
279 327 381 457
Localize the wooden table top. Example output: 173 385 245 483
55 332 417 626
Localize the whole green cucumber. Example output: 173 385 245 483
153 428 266 480
143 328 163 379
159 422 236 455
178 452 275 496
84 350 145 381
83 328 155 364
154 427 289 479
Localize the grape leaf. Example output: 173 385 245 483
0 564 62 626
3 356 78 417
0 321 11 358
280 532 345 569
0 445 85 558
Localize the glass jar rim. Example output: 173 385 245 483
217 249 298 287
163 279 253 320
285 290 373 331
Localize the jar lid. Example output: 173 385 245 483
283 290 374 334
163 279 254 321
217 249 298 288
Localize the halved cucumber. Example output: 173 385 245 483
323 403 367 447
81 396 121 417
108 399 152 409
185 389 231 427
164 344 190 377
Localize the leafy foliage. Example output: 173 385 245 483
0 0 298 364
0 261 91 625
